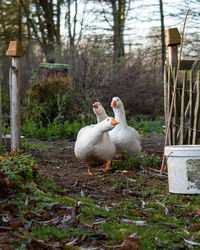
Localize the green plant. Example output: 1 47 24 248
128 116 164 133
111 152 162 172
22 77 79 126
21 118 86 140
0 153 38 188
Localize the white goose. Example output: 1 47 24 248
92 102 108 123
109 97 142 155
74 117 119 175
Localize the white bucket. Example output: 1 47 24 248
165 145 200 194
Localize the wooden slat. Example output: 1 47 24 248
179 60 196 70
180 70 187 144
196 71 200 144
188 70 193 144
172 67 177 145
192 71 200 144
167 66 172 145
164 65 168 130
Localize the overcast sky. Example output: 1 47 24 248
61 0 200 57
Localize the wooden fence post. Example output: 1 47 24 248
6 41 24 151
165 28 181 144
166 28 181 69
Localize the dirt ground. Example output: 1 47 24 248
30 134 165 203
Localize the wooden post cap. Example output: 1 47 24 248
166 28 181 47
6 41 24 57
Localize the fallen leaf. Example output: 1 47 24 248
189 224 200 232
123 170 135 174
196 208 200 216
11 220 24 229
121 236 142 250
130 210 149 217
182 196 192 202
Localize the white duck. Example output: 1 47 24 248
109 97 142 155
93 102 108 123
74 117 119 175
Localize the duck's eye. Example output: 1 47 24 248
107 118 109 121
117 99 119 101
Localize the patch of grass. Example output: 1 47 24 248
19 115 165 141
111 152 162 172
21 139 55 151
32 225 92 240
21 118 86 140
129 116 165 133
2 152 200 249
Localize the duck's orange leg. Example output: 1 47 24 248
87 165 95 175
103 161 111 172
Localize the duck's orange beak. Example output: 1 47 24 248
111 118 119 126
111 100 117 107
93 102 99 109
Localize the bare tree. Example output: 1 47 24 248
98 0 131 62
65 0 86 49
20 0 63 61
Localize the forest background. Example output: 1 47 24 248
0 0 199 136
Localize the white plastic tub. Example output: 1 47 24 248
165 145 200 194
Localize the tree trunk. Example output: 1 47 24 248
111 0 126 63
159 0 165 74
18 0 22 42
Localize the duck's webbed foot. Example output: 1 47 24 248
87 165 95 175
103 161 111 172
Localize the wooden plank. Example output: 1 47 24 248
192 70 200 144
180 70 187 144
188 70 193 144
168 46 178 68
10 57 21 150
179 60 196 70
167 66 172 145
196 71 200 144
172 67 177 145
164 65 168 130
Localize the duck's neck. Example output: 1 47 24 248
113 107 127 125
97 113 107 123
94 122 104 134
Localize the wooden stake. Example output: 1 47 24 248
197 71 200 144
164 65 168 130
188 70 193 144
193 71 200 144
167 66 172 145
160 9 189 174
10 57 21 151
180 70 187 144
6 41 24 151
172 67 177 145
